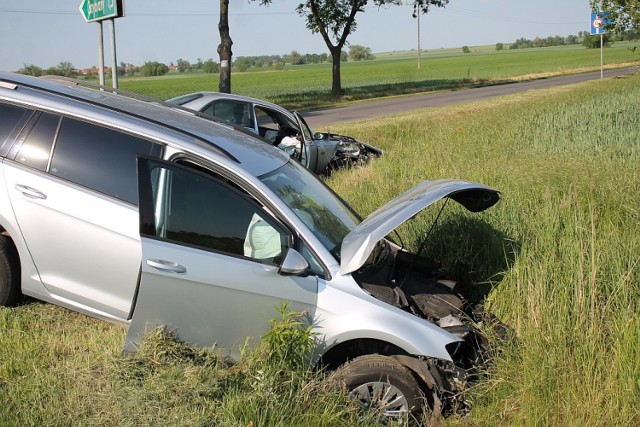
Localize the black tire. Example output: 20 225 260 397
0 235 21 306
331 355 426 421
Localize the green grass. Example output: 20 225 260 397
119 42 640 110
325 73 640 426
1 69 639 426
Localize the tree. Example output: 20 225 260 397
19 64 43 76
203 59 220 73
462 45 470 53
254 0 450 95
176 59 192 72
234 57 251 72
287 50 304 65
218 0 233 93
495 42 504 50
57 61 76 77
348 44 375 61
583 33 610 48
592 1 640 35
140 61 168 77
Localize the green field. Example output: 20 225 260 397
1 55 639 425
120 42 640 110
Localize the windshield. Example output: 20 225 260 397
259 160 360 259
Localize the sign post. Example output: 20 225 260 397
79 0 125 88
591 11 609 80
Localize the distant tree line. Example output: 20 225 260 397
18 61 77 78
502 30 637 51
18 27 635 80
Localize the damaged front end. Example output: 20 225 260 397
340 180 502 412
313 132 383 171
353 241 494 413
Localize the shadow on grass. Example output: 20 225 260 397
424 215 519 304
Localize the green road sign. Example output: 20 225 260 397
79 0 123 23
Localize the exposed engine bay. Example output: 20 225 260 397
353 238 496 413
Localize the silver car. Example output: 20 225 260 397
166 92 383 175
0 72 499 418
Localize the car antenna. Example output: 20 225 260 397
397 198 449 289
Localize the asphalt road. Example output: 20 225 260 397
302 66 639 128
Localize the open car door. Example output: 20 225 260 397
293 112 319 172
125 157 318 358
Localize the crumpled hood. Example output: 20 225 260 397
339 179 500 275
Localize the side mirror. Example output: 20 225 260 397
278 249 310 276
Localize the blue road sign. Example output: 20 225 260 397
591 12 610 35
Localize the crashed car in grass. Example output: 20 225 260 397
0 72 500 420
166 92 383 175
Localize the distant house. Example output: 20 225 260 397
78 67 112 76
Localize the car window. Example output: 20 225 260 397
146 159 288 264
50 118 162 204
0 103 32 155
167 93 204 106
203 100 253 128
14 112 60 171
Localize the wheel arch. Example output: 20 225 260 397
0 226 22 305
318 339 442 411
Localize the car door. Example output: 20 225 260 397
125 157 318 359
3 113 162 319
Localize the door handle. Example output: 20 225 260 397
15 184 47 200
146 259 187 274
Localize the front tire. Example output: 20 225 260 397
0 235 20 306
331 355 426 420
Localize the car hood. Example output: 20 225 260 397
339 179 500 275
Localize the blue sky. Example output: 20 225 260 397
1 0 592 71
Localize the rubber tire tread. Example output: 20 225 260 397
332 354 425 415
0 235 20 306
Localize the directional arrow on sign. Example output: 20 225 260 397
79 0 120 23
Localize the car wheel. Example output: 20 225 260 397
331 355 426 421
0 235 20 306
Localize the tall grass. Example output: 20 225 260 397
326 73 640 425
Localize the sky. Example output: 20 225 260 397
1 0 594 71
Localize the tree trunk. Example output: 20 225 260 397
330 47 343 95
217 0 232 93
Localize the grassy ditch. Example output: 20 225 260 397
1 72 638 426
325 73 639 426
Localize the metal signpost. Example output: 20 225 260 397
79 0 125 88
591 12 609 80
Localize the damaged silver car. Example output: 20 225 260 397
0 72 499 420
166 92 383 175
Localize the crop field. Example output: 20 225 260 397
1 64 639 424
120 42 640 109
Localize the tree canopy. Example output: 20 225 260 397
140 61 168 77
592 0 640 34
254 0 450 95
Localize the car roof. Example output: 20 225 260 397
0 72 289 177
168 91 291 114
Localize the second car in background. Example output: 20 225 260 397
167 92 383 175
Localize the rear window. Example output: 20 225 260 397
0 103 31 155
167 93 204 106
50 118 162 204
